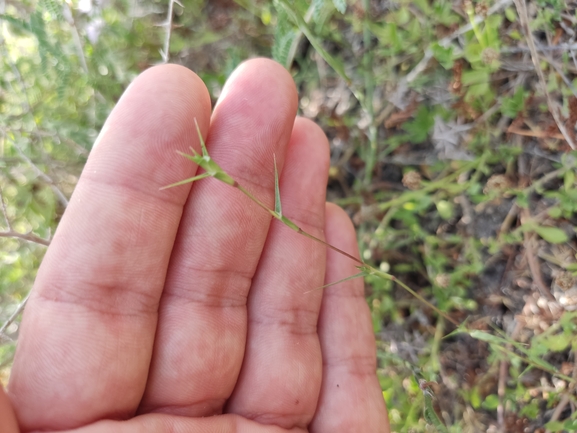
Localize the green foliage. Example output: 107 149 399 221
401 106 435 144
331 0 346 14
501 87 527 118
271 5 297 67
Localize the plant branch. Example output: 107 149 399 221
165 124 460 327
0 187 12 231
0 187 51 246
501 43 577 53
160 0 182 63
0 292 31 338
62 3 89 74
0 230 51 246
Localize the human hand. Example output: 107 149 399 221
1 58 389 432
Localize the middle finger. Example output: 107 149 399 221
138 59 298 417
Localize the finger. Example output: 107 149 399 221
0 384 18 433
225 117 329 429
8 65 211 431
138 59 299 416
310 204 389 432
58 414 304 433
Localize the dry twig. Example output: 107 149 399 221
159 0 183 63
0 292 31 340
513 0 577 150
521 210 556 302
0 187 51 247
545 352 577 433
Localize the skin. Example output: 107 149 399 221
1 58 390 433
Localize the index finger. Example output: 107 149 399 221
8 65 211 431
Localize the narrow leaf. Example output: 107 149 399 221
194 118 209 157
303 271 366 294
274 154 282 216
275 0 350 85
332 0 347 14
534 226 569 244
160 173 210 189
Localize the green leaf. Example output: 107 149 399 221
461 69 490 86
548 207 562 218
537 332 572 352
332 0 347 14
436 200 454 220
534 226 569 244
563 419 577 431
275 0 351 84
274 154 282 216
468 330 509 345
501 87 526 118
402 106 434 144
545 421 565 432
311 0 324 22
39 0 64 21
431 43 454 69
272 6 297 68
505 7 517 22
482 394 499 410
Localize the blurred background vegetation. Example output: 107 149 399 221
1 0 577 431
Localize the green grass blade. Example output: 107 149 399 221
303 271 366 294
421 381 449 433
275 0 351 86
194 118 209 157
160 172 210 189
274 154 282 216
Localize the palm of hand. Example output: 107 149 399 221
1 59 389 433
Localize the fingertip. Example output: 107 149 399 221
94 63 212 155
292 117 330 156
324 203 361 262
215 58 298 117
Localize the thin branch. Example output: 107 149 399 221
62 3 89 74
544 56 577 98
501 43 577 53
545 350 577 433
0 230 51 246
0 183 53 245
11 141 69 207
521 210 556 302
513 0 577 150
0 292 31 337
160 0 176 63
0 187 12 231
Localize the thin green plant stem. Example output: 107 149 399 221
164 120 460 328
361 0 377 184
464 1 485 48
